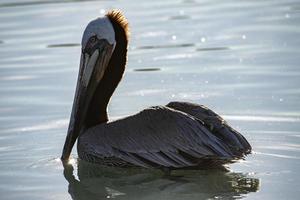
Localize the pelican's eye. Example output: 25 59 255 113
83 35 99 55
89 35 97 44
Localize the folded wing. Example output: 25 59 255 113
79 106 248 168
166 101 252 156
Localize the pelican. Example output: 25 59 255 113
61 10 251 170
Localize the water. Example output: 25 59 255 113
0 0 300 199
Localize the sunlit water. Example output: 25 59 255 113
0 0 300 199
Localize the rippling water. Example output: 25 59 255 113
0 0 300 199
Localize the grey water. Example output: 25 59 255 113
0 0 300 199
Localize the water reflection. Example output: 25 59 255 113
63 160 259 200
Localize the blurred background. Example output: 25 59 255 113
0 0 299 199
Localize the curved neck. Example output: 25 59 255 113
84 18 128 129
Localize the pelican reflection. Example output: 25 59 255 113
63 159 259 200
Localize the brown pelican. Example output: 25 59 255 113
61 10 251 170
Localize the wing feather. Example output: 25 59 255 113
79 106 239 168
166 101 252 155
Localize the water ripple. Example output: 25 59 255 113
3 119 68 133
47 43 80 48
0 75 37 81
255 152 300 160
134 68 161 72
196 47 230 51
224 115 300 123
136 43 195 50
0 0 108 8
27 157 62 169
168 15 191 20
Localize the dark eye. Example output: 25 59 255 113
90 36 97 43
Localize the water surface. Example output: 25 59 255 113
0 0 300 199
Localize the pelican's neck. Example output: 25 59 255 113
84 16 128 129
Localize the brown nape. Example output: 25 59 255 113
84 10 130 129
106 9 130 42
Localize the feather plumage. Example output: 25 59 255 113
78 104 251 169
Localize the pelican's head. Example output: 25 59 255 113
61 10 129 160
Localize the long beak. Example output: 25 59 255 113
61 39 114 161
